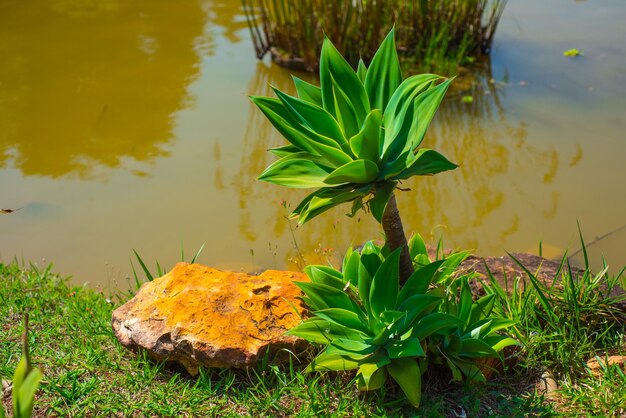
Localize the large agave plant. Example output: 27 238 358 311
251 29 457 282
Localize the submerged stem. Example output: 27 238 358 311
382 193 414 285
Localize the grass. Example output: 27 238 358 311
242 0 507 74
1 255 625 417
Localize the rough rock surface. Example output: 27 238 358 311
112 263 309 374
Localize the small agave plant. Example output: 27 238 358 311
251 29 457 283
288 238 517 408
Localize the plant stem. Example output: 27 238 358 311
382 193 414 285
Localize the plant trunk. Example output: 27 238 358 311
382 193 414 285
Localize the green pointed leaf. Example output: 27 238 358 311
484 336 519 352
320 37 370 135
287 318 364 343
397 260 445 304
357 260 373 315
360 242 384 278
315 308 371 335
273 88 347 148
411 312 463 340
258 158 331 188
369 181 397 223
458 278 473 324
369 248 401 319
295 281 363 314
306 349 362 372
364 29 403 111
250 96 319 155
405 77 454 152
408 233 429 261
381 74 440 158
387 357 423 408
349 109 382 162
393 294 442 333
328 338 375 355
269 144 301 157
358 354 391 390
357 366 387 391
386 338 425 359
393 149 458 181
305 265 346 289
292 76 322 107
468 294 496 325
459 338 499 358
295 189 365 225
357 58 368 83
324 159 379 185
17 368 41 418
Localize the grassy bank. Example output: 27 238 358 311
1 260 624 417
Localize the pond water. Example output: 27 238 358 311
1 0 625 289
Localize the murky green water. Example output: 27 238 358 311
1 0 625 288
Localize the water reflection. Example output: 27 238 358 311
237 59 581 265
0 0 208 178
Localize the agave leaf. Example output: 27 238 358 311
360 242 384 278
12 357 28 415
17 367 41 418
468 294 496 325
292 76 322 107
457 278 474 324
456 362 487 382
434 251 471 285
268 144 301 157
305 265 346 289
381 74 440 158
405 78 454 153
386 338 425 359
296 190 366 224
356 58 368 83
320 37 370 135
393 294 442 333
392 149 458 181
315 308 371 335
459 338 499 358
306 349 362 372
357 366 387 391
364 28 403 111
369 248 401 319
295 281 363 314
250 96 320 154
287 318 363 344
397 260 445 304
358 353 391 390
273 87 347 148
258 158 331 188
408 233 429 261
483 335 519 352
349 109 382 162
324 160 379 185
411 312 463 340
329 338 376 355
331 75 363 139
387 357 422 408
357 260 373 315
368 181 397 223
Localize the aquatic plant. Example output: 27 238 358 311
251 29 457 283
242 0 507 74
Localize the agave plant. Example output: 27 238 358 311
288 243 464 407
251 29 457 283
289 240 517 408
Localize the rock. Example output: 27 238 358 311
586 355 626 377
536 369 559 398
112 263 309 374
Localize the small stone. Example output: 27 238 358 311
536 370 558 398
112 263 309 374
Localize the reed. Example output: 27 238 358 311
242 0 507 74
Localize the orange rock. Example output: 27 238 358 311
112 263 309 374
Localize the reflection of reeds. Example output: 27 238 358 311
242 0 507 74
